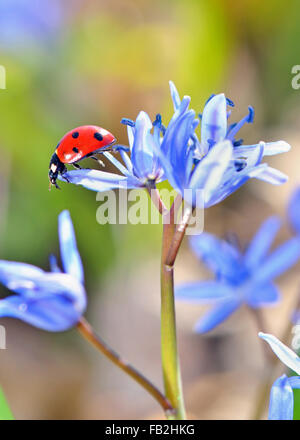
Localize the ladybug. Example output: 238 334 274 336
49 125 116 189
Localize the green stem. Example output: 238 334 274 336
77 317 175 417
160 203 187 420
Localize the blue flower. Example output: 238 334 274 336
259 332 300 420
167 83 290 207
0 211 86 331
176 217 300 333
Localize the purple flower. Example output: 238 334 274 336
259 332 300 420
176 217 300 333
0 211 86 331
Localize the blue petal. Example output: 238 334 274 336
189 233 244 283
0 272 86 331
262 140 291 156
119 150 134 174
268 375 294 420
259 333 300 375
288 376 300 389
189 140 233 204
205 172 251 207
169 80 181 110
194 298 240 333
59 169 142 191
245 282 280 308
58 210 84 284
103 151 133 177
244 216 281 270
201 93 227 150
0 260 44 295
253 166 288 185
233 143 264 164
131 111 156 179
288 187 300 234
161 95 191 157
49 254 62 273
0 292 82 332
175 281 234 303
253 237 300 285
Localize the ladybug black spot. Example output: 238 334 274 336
94 132 103 141
73 147 79 153
72 131 79 139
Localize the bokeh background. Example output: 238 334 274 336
0 0 300 420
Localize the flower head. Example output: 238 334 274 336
259 332 300 420
176 217 300 333
167 84 290 207
0 210 86 331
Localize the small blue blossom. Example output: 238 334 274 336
0 211 86 331
176 217 300 333
259 332 300 420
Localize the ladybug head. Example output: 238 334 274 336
48 152 65 190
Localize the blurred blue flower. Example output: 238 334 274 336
176 217 300 333
288 187 300 234
0 0 64 51
259 332 300 420
0 211 86 331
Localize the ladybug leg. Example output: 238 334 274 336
61 166 70 183
91 156 105 168
72 163 82 170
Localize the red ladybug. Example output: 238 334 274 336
49 125 116 189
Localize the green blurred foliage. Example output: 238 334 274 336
0 388 13 420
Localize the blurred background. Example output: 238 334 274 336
0 0 300 420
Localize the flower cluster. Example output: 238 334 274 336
176 217 300 333
0 211 86 331
61 82 290 208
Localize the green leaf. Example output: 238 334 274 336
0 388 13 420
